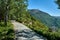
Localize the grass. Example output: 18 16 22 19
0 21 15 40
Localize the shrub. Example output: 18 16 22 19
0 21 15 40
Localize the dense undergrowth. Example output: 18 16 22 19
16 12 60 40
0 21 15 40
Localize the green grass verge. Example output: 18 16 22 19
0 21 15 40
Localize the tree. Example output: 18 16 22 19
9 0 28 21
56 0 60 9
0 0 10 25
0 0 28 25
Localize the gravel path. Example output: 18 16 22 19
11 20 47 40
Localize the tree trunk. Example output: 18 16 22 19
4 6 8 26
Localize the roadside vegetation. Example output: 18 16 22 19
0 21 15 40
16 11 60 40
0 0 27 40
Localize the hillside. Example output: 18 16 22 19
15 9 60 40
29 9 60 30
54 16 60 28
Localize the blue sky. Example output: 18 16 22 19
28 0 60 16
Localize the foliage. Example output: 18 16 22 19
0 0 28 40
56 0 60 9
0 21 15 40
0 0 28 25
9 0 28 20
0 0 11 25
16 10 60 40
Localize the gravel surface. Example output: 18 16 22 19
11 20 47 40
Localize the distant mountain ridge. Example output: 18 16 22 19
29 9 60 30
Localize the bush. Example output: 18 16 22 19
0 21 15 40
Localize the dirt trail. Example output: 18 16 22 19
11 20 47 40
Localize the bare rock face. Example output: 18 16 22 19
11 20 47 40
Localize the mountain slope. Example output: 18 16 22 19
54 16 60 28
29 9 60 29
15 9 60 40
